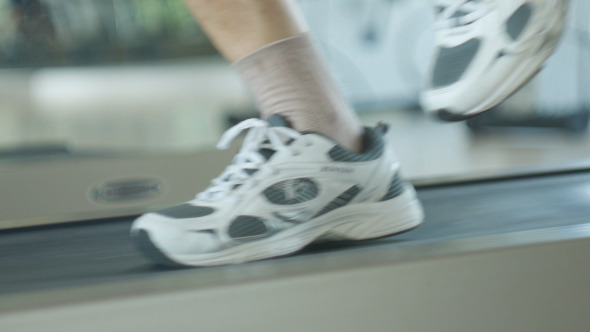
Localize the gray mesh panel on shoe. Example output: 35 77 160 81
380 173 405 201
328 127 383 162
267 114 292 128
264 178 319 205
228 216 269 239
314 185 361 218
506 3 533 41
451 10 470 18
156 204 215 219
431 39 481 88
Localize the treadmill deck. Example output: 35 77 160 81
2 170 590 312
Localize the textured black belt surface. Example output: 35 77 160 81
2 171 590 295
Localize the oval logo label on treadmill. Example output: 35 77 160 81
92 179 162 203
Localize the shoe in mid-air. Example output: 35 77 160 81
421 0 570 121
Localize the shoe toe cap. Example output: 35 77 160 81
131 213 222 259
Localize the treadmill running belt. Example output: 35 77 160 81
1 171 590 296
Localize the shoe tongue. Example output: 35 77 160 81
257 114 294 161
267 114 293 128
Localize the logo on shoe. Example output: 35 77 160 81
263 178 319 205
320 166 354 174
280 179 310 201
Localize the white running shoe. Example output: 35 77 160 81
421 0 570 121
131 115 424 267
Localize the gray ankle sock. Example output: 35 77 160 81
233 33 363 152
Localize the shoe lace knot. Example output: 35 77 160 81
197 118 307 201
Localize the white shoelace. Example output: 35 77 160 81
434 0 492 30
197 119 308 201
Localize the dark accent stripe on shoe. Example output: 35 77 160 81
314 185 361 218
328 127 384 162
380 173 406 201
434 109 477 122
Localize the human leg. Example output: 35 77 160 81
184 0 363 152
